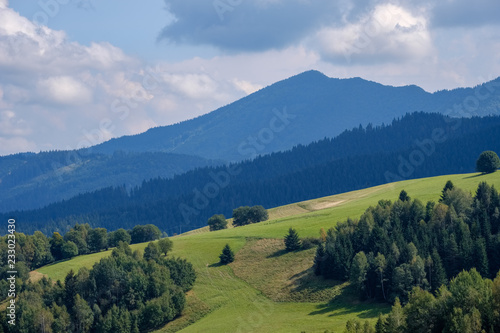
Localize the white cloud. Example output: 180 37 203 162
233 79 263 95
312 4 433 65
37 76 93 105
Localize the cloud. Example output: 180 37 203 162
37 76 93 105
430 0 500 28
311 4 433 65
160 0 345 52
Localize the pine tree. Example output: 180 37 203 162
314 243 326 276
219 244 234 265
430 249 447 292
375 314 387 333
284 227 301 251
439 180 454 202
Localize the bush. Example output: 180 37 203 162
476 150 500 173
232 205 269 227
301 237 321 250
207 214 228 231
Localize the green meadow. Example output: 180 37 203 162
36 172 500 332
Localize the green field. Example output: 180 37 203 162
36 172 500 332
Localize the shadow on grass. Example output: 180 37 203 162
266 249 288 258
308 299 388 318
208 262 226 268
463 173 489 179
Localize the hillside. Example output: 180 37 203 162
7 112 500 235
34 171 500 332
93 71 500 161
0 150 220 212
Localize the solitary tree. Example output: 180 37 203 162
219 244 234 264
207 214 228 231
284 227 301 251
476 150 500 174
158 237 173 256
399 190 410 202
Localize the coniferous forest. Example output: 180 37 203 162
5 112 500 236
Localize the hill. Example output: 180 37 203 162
7 112 500 235
34 171 500 332
92 70 500 161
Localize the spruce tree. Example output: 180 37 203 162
314 243 326 276
284 227 301 251
219 244 234 264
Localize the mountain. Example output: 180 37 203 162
92 70 500 161
7 112 500 235
0 150 220 212
2 71 500 213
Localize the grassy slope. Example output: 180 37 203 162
36 172 500 332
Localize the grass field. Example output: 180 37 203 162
36 172 500 332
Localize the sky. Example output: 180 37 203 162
0 0 499 156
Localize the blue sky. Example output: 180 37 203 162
1 0 499 155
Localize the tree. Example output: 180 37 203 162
108 228 131 247
284 227 301 251
249 205 269 223
232 205 269 226
62 241 79 259
350 251 369 297
87 228 108 253
375 253 387 300
207 214 228 231
314 243 326 276
386 298 405 333
399 190 410 202
143 242 160 261
130 224 161 244
476 150 500 174
439 180 455 202
73 294 93 333
219 244 234 264
158 237 173 256
50 232 65 261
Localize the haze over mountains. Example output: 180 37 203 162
1 70 500 214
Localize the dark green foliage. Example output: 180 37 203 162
319 182 500 304
232 205 269 227
300 237 321 250
61 241 78 259
476 150 500 173
207 214 228 231
284 228 302 252
314 243 326 276
3 241 195 333
381 268 500 333
398 190 410 202
439 180 454 202
219 244 235 265
131 224 161 244
158 237 174 256
87 227 108 252
50 232 65 261
163 258 196 292
108 228 132 247
143 242 161 262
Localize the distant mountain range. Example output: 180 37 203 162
93 70 500 161
1 70 500 213
6 112 500 235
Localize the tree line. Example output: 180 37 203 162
314 181 500 305
0 241 196 333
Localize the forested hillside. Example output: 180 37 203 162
5 112 500 235
0 151 219 212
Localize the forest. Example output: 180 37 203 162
0 241 195 333
315 181 500 301
5 112 500 236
